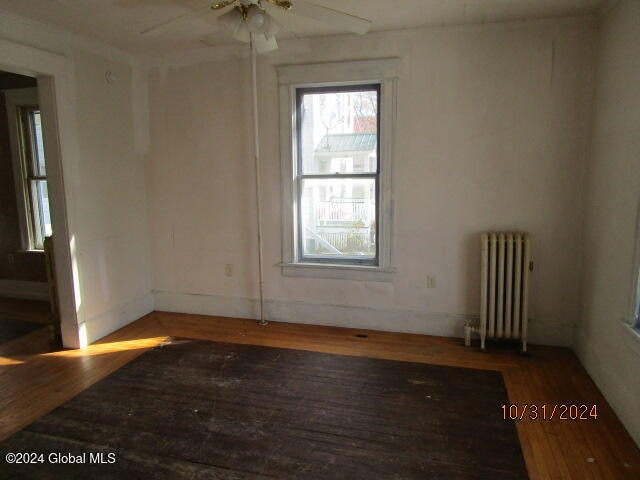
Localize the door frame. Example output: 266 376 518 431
0 38 82 348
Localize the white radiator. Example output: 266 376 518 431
470 232 531 352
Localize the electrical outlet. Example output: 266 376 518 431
7 253 14 265
224 264 234 277
427 276 436 289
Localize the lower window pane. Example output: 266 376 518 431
35 180 52 240
300 178 376 261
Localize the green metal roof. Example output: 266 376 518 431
315 133 377 153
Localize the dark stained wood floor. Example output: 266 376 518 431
0 311 638 479
0 318 46 345
0 297 50 324
1 337 528 479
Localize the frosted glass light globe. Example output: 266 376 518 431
251 12 265 28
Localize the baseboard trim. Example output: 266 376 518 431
79 292 155 347
154 291 473 337
0 279 49 301
154 292 473 337
153 291 572 345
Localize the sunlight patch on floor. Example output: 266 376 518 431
0 357 24 366
40 337 167 358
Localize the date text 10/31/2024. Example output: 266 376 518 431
502 404 598 421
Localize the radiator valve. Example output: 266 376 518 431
464 321 479 347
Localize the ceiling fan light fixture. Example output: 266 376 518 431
217 3 280 43
248 10 265 31
263 15 282 39
217 7 243 30
234 21 251 43
143 0 372 47
253 33 278 53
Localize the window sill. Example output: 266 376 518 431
17 249 44 255
620 319 640 358
280 262 396 282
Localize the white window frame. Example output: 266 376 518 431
3 87 47 251
620 196 640 358
630 198 640 330
620 195 640 356
277 59 398 281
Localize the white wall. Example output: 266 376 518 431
0 11 154 346
148 17 596 346
70 49 154 344
577 0 640 446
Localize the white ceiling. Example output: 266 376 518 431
0 0 605 55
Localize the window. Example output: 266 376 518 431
631 199 640 331
634 226 640 330
18 107 51 249
635 274 640 329
4 88 51 250
296 85 380 265
277 59 398 279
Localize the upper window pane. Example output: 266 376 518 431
298 87 378 175
31 110 46 176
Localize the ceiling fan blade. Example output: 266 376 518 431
139 3 213 36
291 0 371 35
212 0 237 9
263 0 292 10
253 33 278 53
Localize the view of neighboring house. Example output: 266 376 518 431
299 89 378 260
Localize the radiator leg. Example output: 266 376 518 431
480 331 486 352
464 324 472 347
522 339 528 354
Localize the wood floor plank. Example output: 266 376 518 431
0 311 638 479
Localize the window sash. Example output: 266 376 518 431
297 177 379 266
294 84 381 266
19 107 48 250
634 268 640 328
295 84 381 176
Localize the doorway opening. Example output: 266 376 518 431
0 70 60 353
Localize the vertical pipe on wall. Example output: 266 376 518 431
250 34 267 326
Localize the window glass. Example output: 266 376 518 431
19 107 51 249
31 111 46 176
296 85 379 264
299 89 378 175
300 178 376 259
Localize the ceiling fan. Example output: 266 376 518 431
139 1 372 325
140 0 372 53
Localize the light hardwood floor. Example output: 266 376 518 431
1 311 638 479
